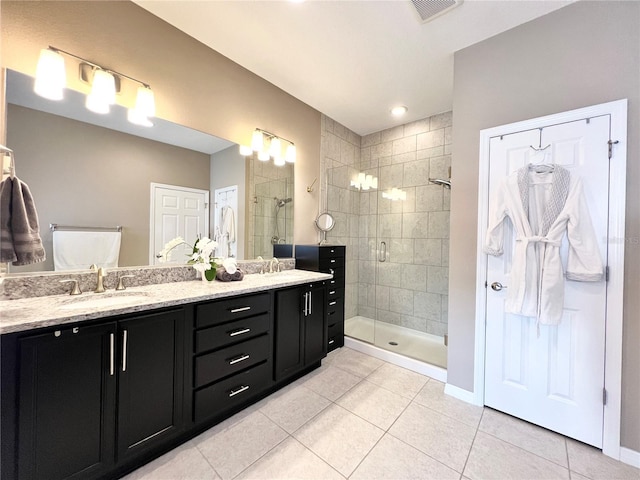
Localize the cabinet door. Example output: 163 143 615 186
274 287 304 381
117 309 184 460
18 322 117 480
304 284 327 365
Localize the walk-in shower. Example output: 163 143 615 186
272 197 292 244
322 112 452 375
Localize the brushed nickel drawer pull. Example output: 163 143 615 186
229 385 250 397
229 328 251 337
229 354 250 365
329 339 335 345
329 290 336 295
230 306 251 313
109 333 115 376
330 259 336 263
122 330 128 372
329 301 337 306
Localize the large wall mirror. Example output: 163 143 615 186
4 70 294 274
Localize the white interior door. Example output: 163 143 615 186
484 115 610 447
150 183 209 265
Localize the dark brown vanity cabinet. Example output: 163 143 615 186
274 282 326 382
192 292 274 423
1 309 185 480
295 245 346 352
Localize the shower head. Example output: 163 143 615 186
275 197 293 207
429 178 452 189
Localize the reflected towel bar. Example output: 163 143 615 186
50 223 122 232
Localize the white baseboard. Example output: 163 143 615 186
444 382 483 406
344 337 447 382
620 447 640 468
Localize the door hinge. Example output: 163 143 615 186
484 281 488 288
605 266 610 282
608 140 619 159
603 388 608 406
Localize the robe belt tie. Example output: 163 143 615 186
516 236 561 247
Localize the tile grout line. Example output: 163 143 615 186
459 403 485 478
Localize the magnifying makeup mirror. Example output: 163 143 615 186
315 212 335 245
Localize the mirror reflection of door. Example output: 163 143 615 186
150 183 209 265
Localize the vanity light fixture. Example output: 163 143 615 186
34 46 156 126
240 128 296 166
351 172 378 190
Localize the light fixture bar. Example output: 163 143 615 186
255 128 295 148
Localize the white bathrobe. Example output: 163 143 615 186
484 165 603 325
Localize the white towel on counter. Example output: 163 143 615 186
53 231 121 271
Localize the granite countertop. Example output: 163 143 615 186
0 269 332 334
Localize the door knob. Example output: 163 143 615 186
490 282 507 291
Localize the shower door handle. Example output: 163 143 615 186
378 242 386 262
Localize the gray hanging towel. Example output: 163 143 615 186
10 177 46 266
0 177 17 263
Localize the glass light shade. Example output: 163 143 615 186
258 151 270 161
34 48 66 101
252 130 264 152
86 69 116 114
372 176 378 189
358 172 366 184
269 137 281 159
239 145 253 156
274 156 285 167
134 86 155 117
285 144 296 163
127 108 153 127
85 92 110 114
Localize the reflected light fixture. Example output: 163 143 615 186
240 128 296 166
351 172 378 190
34 46 156 126
382 187 407 201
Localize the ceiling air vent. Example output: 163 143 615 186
411 0 463 23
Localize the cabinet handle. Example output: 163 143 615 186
330 259 336 263
230 306 251 313
329 339 335 345
229 385 250 397
309 291 312 315
328 311 335 316
329 290 336 295
379 241 387 262
229 328 251 337
303 292 308 316
122 330 128 372
330 280 336 284
329 301 337 306
228 354 250 365
109 333 115 376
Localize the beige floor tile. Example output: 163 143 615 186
336 379 410 430
567 439 640 480
331 347 384 378
570 472 591 480
293 404 384 477
259 385 331 433
195 411 288 480
301 365 362 401
122 440 219 480
388 402 475 472
413 380 483 428
350 433 460 480
235 437 345 480
479 408 568 467
464 431 570 480
365 363 429 399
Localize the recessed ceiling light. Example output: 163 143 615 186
391 105 408 116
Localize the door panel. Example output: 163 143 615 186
485 116 609 447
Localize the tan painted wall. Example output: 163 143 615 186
0 0 321 246
7 104 211 272
449 1 639 450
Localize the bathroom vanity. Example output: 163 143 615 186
0 269 331 480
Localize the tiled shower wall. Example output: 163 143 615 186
320 112 452 337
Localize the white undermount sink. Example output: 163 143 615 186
60 292 152 311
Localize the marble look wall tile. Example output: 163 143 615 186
417 129 445 150
428 211 450 239
399 314 428 332
362 132 381 148
417 146 445 159
427 266 449 295
401 187 416 214
414 238 442 266
441 240 450 267
376 285 390 310
429 155 451 180
381 125 405 143
430 112 453 130
392 136 417 156
392 151 417 165
413 292 442 321
402 159 430 188
341 140 356 165
389 238 414 264
401 264 428 292
377 262 403 287
388 287 414 315
416 185 444 212
377 214 403 239
371 142 393 160
379 164 404 190
402 212 430 238
403 119 431 137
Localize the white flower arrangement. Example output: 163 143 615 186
159 236 221 280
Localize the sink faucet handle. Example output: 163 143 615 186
256 256 265 274
89 264 98 271
60 279 82 296
116 275 135 291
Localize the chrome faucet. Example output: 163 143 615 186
270 257 279 273
91 264 107 293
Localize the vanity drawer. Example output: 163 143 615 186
195 313 270 354
327 296 344 316
196 293 270 328
195 334 270 388
194 362 271 423
325 267 345 288
318 246 345 259
327 321 344 351
327 287 343 301
320 256 344 270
